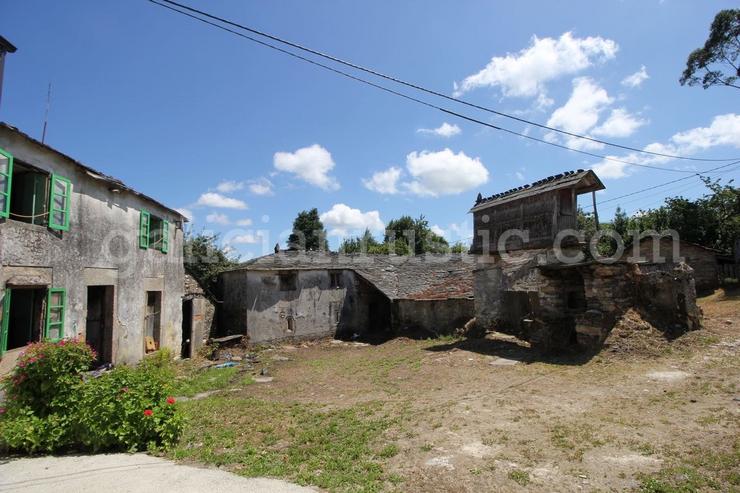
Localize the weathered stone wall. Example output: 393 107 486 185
183 274 216 357
394 298 474 336
0 126 184 365
635 238 719 292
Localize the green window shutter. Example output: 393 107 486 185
49 174 72 231
0 147 13 219
161 219 169 253
45 288 66 341
1 289 11 355
139 210 150 249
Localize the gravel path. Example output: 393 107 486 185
0 453 317 493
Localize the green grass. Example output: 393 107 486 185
171 366 247 397
508 469 530 486
170 397 400 492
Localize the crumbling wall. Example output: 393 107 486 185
394 298 474 337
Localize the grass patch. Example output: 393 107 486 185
508 469 530 486
170 396 400 492
171 366 247 397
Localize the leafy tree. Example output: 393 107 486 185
611 206 630 239
183 231 239 299
338 228 381 254
450 242 469 253
383 215 449 255
680 9 740 90
287 208 329 251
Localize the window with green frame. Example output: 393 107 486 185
0 146 72 230
45 288 66 341
139 210 169 253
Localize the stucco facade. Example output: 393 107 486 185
0 123 185 368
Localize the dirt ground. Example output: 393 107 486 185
177 289 739 492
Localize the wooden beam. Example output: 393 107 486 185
592 190 600 231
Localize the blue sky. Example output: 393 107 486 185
2 0 738 258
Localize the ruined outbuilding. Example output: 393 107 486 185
220 252 475 343
182 274 216 358
471 170 701 352
0 123 186 369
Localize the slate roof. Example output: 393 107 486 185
0 122 187 220
470 169 605 212
227 251 475 301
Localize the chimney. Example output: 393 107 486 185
0 36 17 110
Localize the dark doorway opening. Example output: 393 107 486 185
145 291 162 352
86 286 114 364
181 299 193 359
5 287 45 351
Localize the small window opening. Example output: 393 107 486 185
329 271 343 289
279 272 297 292
9 161 49 225
150 215 164 249
144 291 162 352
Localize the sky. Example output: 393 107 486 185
2 0 739 258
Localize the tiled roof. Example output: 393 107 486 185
470 169 605 212
228 251 475 301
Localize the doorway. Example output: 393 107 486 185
1 287 45 353
181 299 192 359
145 291 162 352
86 286 114 365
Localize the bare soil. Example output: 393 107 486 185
181 289 740 492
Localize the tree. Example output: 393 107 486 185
183 231 239 299
680 9 740 90
288 208 329 251
383 215 449 255
612 206 630 239
338 228 381 254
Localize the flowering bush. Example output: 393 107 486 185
0 341 183 454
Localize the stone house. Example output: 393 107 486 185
219 251 474 343
471 170 701 351
631 236 721 292
0 123 186 369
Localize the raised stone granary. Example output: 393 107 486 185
471 171 702 352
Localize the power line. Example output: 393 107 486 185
152 0 740 164
148 0 707 175
583 159 740 210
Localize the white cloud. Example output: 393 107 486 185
547 77 613 150
362 166 402 194
215 180 244 193
417 122 462 138
206 212 230 225
453 32 618 101
236 218 253 226
622 65 649 88
515 171 525 181
230 233 260 244
592 113 740 178
176 208 194 222
319 204 384 237
195 192 248 209
404 149 490 197
247 178 274 196
592 108 647 138
431 224 446 237
273 144 340 190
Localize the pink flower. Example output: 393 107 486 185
120 387 129 393
0 408 5 414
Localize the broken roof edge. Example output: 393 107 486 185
0 122 188 221
469 169 605 213
0 36 17 53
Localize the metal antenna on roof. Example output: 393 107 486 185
41 82 51 144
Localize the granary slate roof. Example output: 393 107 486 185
227 251 475 301
469 169 605 213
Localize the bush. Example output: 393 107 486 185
0 341 183 454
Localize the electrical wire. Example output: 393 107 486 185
152 0 740 163
147 0 711 175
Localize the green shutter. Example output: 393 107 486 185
1 289 11 355
0 147 13 219
45 288 65 341
139 210 150 249
161 219 169 253
49 174 72 231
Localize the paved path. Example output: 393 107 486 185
0 453 317 492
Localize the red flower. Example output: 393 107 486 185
143 409 153 417
166 396 176 405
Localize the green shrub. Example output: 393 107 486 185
0 343 183 454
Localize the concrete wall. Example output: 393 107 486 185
0 127 184 365
394 298 474 336
222 269 383 344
